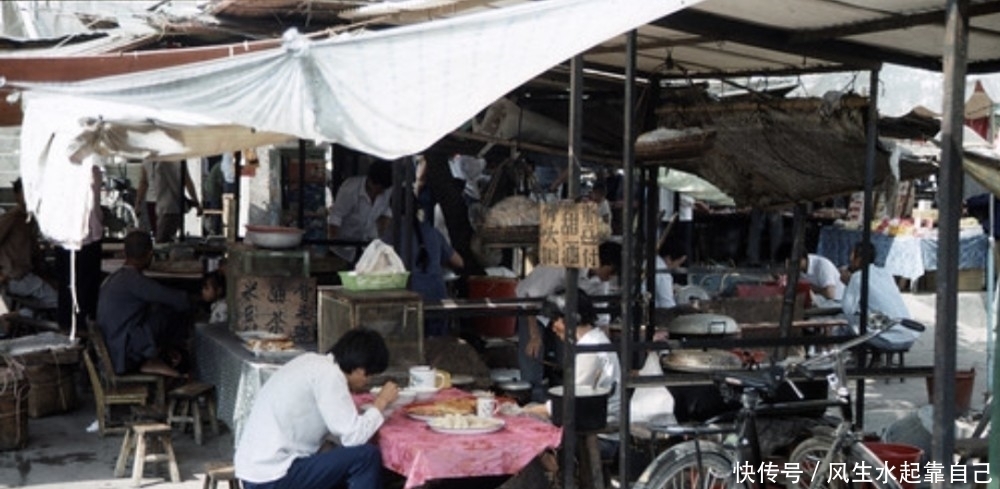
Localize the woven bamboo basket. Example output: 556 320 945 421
479 225 539 245
636 129 716 162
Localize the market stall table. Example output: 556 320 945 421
193 322 306 446
816 226 987 282
357 389 562 489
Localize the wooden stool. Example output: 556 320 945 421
167 382 219 445
114 423 181 486
203 461 240 489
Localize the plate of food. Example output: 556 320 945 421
427 414 505 435
404 396 477 421
238 331 298 356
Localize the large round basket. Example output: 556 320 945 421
479 225 539 246
635 129 716 162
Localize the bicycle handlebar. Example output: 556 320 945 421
715 314 927 400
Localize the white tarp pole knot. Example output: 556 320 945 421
282 28 311 57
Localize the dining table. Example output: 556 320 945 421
355 388 563 489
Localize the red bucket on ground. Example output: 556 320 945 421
468 276 518 338
862 442 923 489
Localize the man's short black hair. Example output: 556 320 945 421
11 178 22 194
367 160 393 189
598 241 622 273
203 270 226 295
330 328 390 375
540 289 597 326
658 238 686 260
124 230 153 260
852 241 876 265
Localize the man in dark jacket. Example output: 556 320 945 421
96 230 191 376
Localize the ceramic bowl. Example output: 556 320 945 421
409 386 438 401
245 225 304 249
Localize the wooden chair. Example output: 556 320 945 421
81 349 150 436
88 321 167 407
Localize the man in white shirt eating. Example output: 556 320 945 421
235 329 400 489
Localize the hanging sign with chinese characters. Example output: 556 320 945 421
539 201 603 268
234 276 317 343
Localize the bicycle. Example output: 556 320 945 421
633 313 925 489
100 170 138 239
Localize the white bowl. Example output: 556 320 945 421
370 386 417 408
245 225 304 249
394 389 417 406
409 386 438 401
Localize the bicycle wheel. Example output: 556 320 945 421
786 436 904 489
635 440 736 489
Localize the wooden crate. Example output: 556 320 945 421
318 287 423 367
25 364 77 418
0 368 28 451
17 347 81 418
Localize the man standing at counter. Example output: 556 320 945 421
328 160 393 269
96 230 191 377
235 328 400 489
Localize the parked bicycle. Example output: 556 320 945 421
633 313 925 489
100 169 138 239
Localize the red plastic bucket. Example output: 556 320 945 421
862 442 923 489
468 276 518 338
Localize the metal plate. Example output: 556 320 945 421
662 349 743 372
667 313 740 336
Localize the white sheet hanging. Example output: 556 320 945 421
16 0 701 248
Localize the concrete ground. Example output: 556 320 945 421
0 291 993 489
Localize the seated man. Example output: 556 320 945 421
516 242 621 403
235 328 399 489
96 230 192 377
777 243 844 308
537 290 621 427
0 178 57 315
841 242 919 351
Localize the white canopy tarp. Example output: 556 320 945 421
15 0 699 249
658 168 734 206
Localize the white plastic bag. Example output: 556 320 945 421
354 239 406 274
629 352 675 423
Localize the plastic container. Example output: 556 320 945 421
468 276 518 337
338 271 409 291
862 442 923 489
925 368 975 414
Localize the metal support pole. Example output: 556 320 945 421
855 67 880 429
618 30 637 487
297 139 306 230
934 1 968 482
561 54 584 489
778 204 806 361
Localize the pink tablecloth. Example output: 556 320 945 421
360 389 562 489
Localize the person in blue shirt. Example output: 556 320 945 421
384 211 463 337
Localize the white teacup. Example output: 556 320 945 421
409 365 448 389
475 394 498 418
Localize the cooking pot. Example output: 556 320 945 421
496 381 532 405
548 385 610 431
667 313 739 337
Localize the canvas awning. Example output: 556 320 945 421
9 0 699 249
